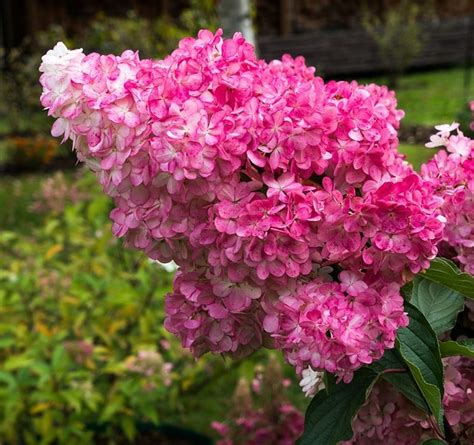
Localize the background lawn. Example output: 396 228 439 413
355 67 474 128
398 143 434 170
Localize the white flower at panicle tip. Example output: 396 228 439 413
434 122 459 133
425 122 459 148
40 42 84 74
299 366 325 398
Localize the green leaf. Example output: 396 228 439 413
400 281 413 300
322 372 336 393
121 416 136 441
298 368 378 445
369 348 406 374
0 338 15 349
99 396 124 422
60 390 82 412
411 277 464 335
422 257 474 299
382 371 430 413
3 354 34 371
52 344 69 373
439 339 474 358
0 371 17 388
422 440 447 444
397 303 445 431
370 349 429 412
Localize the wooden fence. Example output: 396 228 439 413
258 16 473 76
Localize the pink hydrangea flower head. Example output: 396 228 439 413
421 124 474 273
40 31 445 382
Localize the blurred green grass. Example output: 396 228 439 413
398 143 435 170
357 67 473 127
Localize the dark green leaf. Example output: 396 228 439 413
397 303 444 431
400 281 413 300
369 348 406 373
422 440 447 444
422 257 474 299
439 339 474 358
411 277 464 335
322 371 336 393
382 371 430 412
369 349 429 412
298 368 377 445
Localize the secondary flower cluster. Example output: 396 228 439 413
421 124 474 274
211 359 304 445
343 356 474 445
40 30 444 382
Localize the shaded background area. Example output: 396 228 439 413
0 1 473 444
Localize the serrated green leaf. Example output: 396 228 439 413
439 339 474 358
370 349 429 413
297 368 378 445
397 303 445 432
422 257 474 299
382 371 430 413
411 277 464 335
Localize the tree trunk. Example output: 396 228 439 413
218 0 257 51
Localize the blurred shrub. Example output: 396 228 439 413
0 25 69 136
0 1 217 137
82 1 217 58
0 135 67 170
0 171 225 444
362 0 432 88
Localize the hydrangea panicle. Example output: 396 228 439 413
40 31 444 382
421 124 474 274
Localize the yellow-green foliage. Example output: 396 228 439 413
0 171 224 444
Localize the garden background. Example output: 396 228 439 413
0 1 473 444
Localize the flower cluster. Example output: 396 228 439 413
211 399 303 445
40 30 444 382
421 124 474 274
343 356 474 445
211 358 304 445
